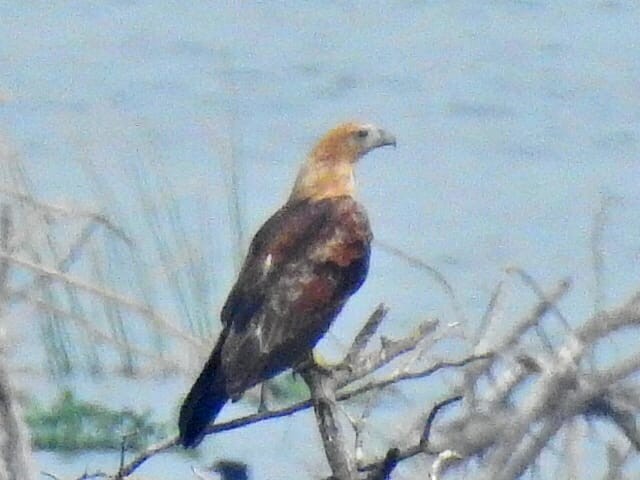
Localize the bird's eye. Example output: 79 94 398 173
356 129 369 138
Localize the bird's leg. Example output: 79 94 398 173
294 350 333 377
292 351 312 378
257 383 269 413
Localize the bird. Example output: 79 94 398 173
178 121 396 448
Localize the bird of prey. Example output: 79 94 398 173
178 121 396 447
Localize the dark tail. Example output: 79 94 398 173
179 331 229 448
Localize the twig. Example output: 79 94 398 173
473 280 503 347
41 473 62 480
508 267 572 332
496 276 572 353
117 432 135 476
363 448 400 480
436 290 640 479
339 355 491 402
585 396 640 451
115 437 177 479
576 294 640 345
117 351 487 477
486 415 564 480
375 239 465 323
422 395 464 445
590 194 618 313
342 304 388 368
464 278 573 410
357 395 464 478
338 318 439 386
74 472 108 480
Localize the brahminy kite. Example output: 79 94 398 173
179 122 395 447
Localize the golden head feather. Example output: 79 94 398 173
290 122 395 202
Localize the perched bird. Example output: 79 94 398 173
178 121 396 447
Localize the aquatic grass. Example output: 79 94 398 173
26 390 167 452
0 131 186 377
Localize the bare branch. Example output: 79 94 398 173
473 280 503 346
358 395 463 479
498 275 572 352
340 355 490 402
590 194 619 313
0 356 34 480
585 395 640 451
362 448 400 480
69 280 640 480
342 304 388 368
508 268 572 332
74 472 108 480
422 395 464 446
114 437 177 479
302 364 356 480
40 472 63 480
375 239 465 323
337 318 439 386
113 323 483 477
576 296 640 345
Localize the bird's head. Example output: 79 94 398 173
290 122 395 202
309 122 397 164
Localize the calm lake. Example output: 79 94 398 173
1 1 639 478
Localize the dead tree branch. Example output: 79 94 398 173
302 364 356 480
108 305 487 479
423 282 640 479
0 354 34 480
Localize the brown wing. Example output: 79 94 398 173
219 195 372 398
220 199 333 328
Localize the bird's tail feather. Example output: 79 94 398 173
179 333 228 448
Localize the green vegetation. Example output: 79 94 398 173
26 390 167 451
268 373 310 403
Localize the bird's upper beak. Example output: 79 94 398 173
376 128 396 148
350 123 397 159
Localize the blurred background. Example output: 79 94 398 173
0 1 639 478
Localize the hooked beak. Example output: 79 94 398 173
377 128 397 148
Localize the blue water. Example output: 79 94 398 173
2 1 640 478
